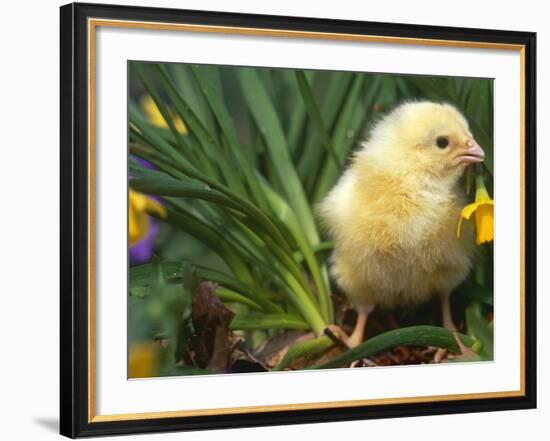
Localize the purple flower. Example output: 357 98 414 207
129 156 163 266
129 220 160 266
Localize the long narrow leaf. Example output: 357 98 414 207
258 175 333 323
230 313 310 331
152 64 248 195
274 336 334 371
191 65 269 210
159 207 255 287
312 75 366 203
191 265 282 313
314 326 477 369
216 287 263 311
297 72 354 186
238 68 320 246
295 70 343 170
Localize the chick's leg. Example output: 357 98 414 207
440 292 456 331
433 292 455 363
343 305 374 349
435 292 475 361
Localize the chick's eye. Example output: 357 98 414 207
436 136 449 149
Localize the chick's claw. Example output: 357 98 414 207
433 347 449 364
350 358 378 368
429 332 477 363
452 331 478 360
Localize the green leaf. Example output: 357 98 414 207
456 279 493 305
191 265 282 313
163 207 256 287
129 109 186 166
312 74 366 203
286 72 313 154
191 65 269 210
151 64 248 194
134 64 188 154
129 155 295 257
258 176 333 323
166 63 218 137
237 68 320 246
130 177 245 213
273 336 334 371
465 302 493 360
130 261 182 288
294 70 343 170
230 313 310 331
313 326 476 369
297 72 354 188
216 287 263 311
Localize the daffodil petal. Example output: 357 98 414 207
140 95 168 128
128 343 157 378
475 203 494 244
129 189 165 245
145 197 167 219
140 95 188 135
460 202 479 220
129 200 148 245
173 114 188 134
458 173 494 245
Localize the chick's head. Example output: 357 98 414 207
365 101 485 182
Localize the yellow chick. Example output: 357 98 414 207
320 101 485 348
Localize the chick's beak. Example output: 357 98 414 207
457 139 485 164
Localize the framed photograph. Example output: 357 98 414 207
60 2 537 438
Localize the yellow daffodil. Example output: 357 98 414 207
128 342 158 378
457 175 494 244
140 95 188 134
129 189 167 245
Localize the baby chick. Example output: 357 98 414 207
320 101 485 348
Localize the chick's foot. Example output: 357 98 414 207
325 306 373 349
431 292 458 362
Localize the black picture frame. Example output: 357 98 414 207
60 2 537 438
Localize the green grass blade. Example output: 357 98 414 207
130 261 182 288
131 168 292 255
191 265 282 313
294 70 343 170
273 336 334 371
130 177 245 213
129 109 187 165
286 72 313 154
134 65 188 152
465 302 493 360
313 326 476 369
190 65 269 210
237 68 320 246
230 314 310 331
258 176 333 323
216 287 263 311
159 206 255 287
151 64 248 194
297 72 354 185
312 75 366 203
166 63 218 137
